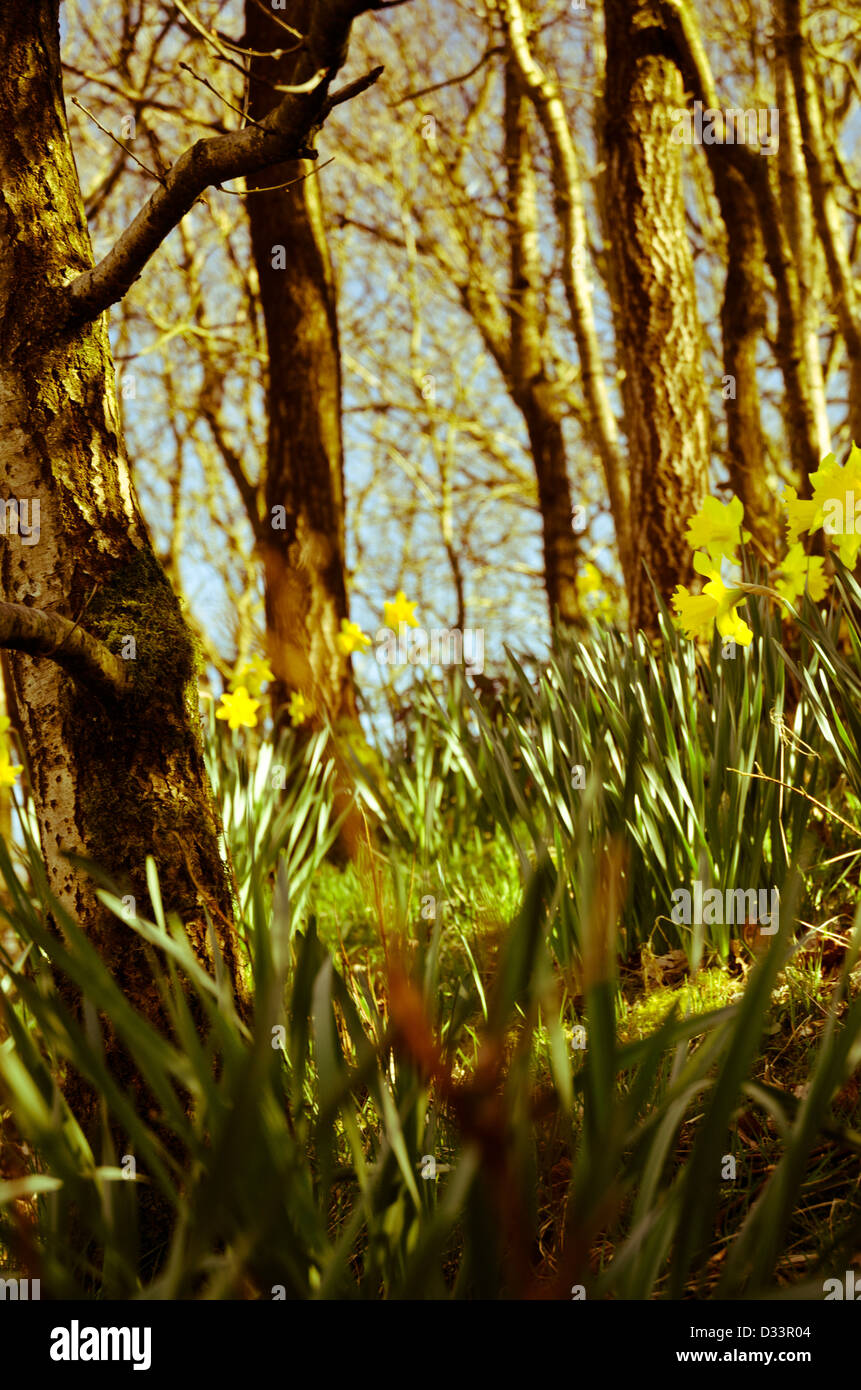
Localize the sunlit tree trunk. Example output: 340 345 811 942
0 0 247 1255
504 56 581 628
602 0 709 635
245 0 358 726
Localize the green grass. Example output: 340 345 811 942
1 583 860 1298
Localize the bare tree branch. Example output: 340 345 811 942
322 65 385 113
61 0 390 327
0 604 133 700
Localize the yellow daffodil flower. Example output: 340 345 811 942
0 757 22 787
0 716 22 784
383 591 419 629
782 486 820 546
288 691 312 727
774 543 829 604
672 585 719 642
576 562 614 619
684 494 749 565
673 553 753 646
783 446 861 566
336 619 372 655
230 655 274 699
216 686 260 730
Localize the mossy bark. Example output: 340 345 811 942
0 1 246 1264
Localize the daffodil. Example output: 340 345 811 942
672 585 720 642
782 486 821 546
336 619 372 656
0 757 22 787
216 686 260 730
230 655 274 699
783 446 861 566
576 562 614 619
684 494 749 565
672 553 753 646
383 591 419 629
0 716 21 784
774 543 829 604
288 691 312 727
577 562 602 596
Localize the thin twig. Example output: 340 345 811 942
173 0 248 67
392 47 503 106
220 156 335 195
271 67 328 95
70 97 166 185
178 61 268 131
727 766 861 839
212 32 304 60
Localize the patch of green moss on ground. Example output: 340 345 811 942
617 968 741 1043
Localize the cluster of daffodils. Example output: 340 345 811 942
672 447 861 647
0 716 22 788
782 444 861 568
215 592 420 731
216 653 272 731
335 590 419 656
672 495 756 646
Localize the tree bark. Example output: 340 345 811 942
244 0 358 726
774 28 832 462
499 0 631 596
716 165 776 547
602 0 709 635
653 0 827 492
504 56 581 628
782 0 861 448
0 0 247 1258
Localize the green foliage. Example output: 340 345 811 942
0 598 859 1299
367 599 830 964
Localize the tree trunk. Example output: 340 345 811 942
602 0 709 635
774 30 832 463
782 0 861 449
714 165 776 550
501 0 631 599
504 56 581 629
654 0 826 495
0 0 245 1255
244 0 358 727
